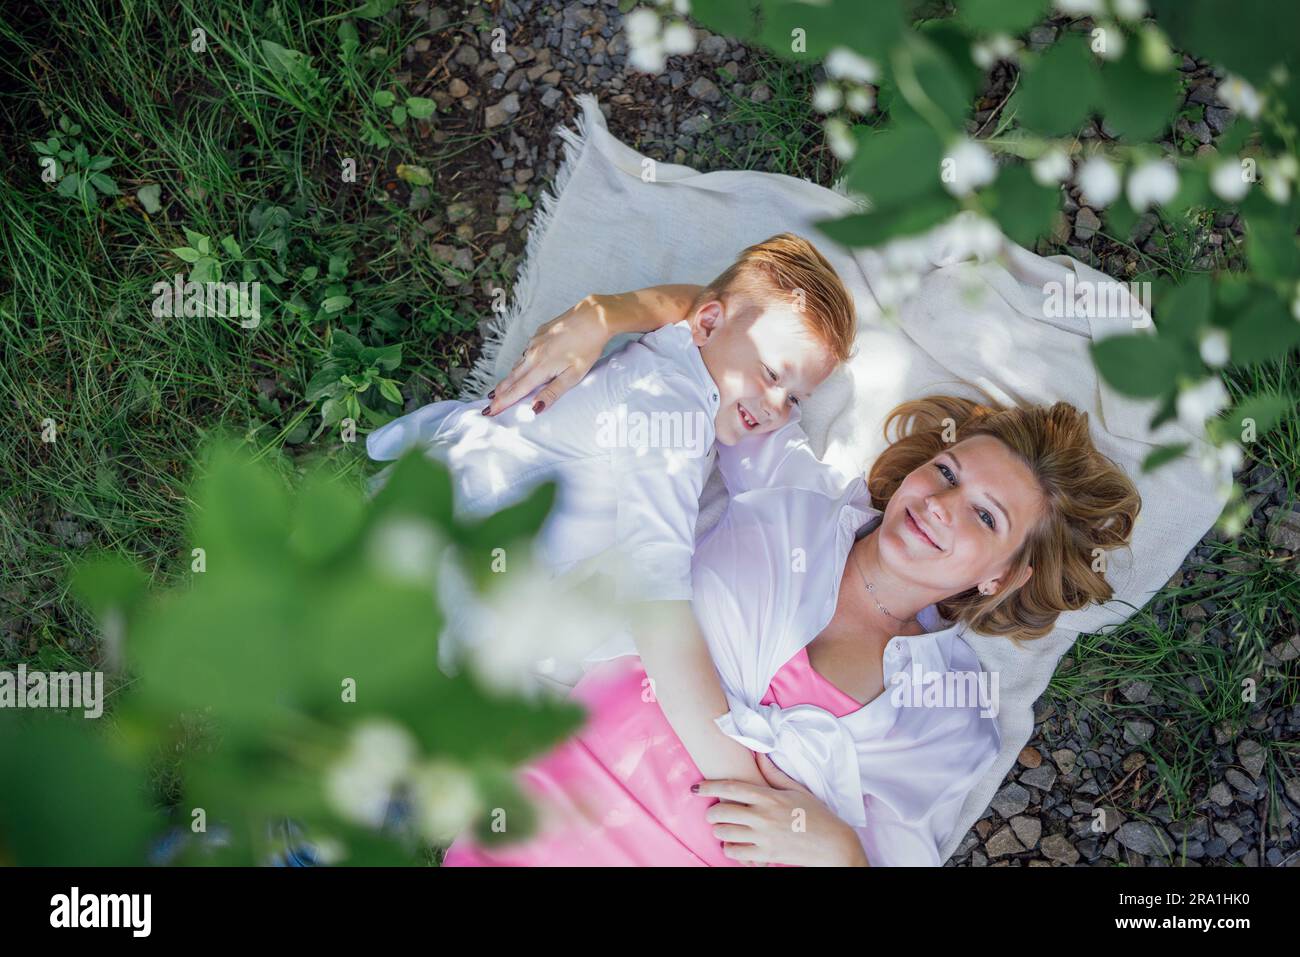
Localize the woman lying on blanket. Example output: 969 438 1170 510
443 286 1141 867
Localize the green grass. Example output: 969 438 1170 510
0 0 483 665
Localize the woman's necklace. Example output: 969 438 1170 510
852 546 916 625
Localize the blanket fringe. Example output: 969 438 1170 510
459 93 602 400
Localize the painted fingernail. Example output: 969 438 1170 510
487 390 496 399
481 406 492 415
532 400 545 414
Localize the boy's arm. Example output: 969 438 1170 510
485 284 703 416
633 601 766 786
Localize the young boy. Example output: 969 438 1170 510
367 233 856 785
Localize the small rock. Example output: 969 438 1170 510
1119 679 1151 703
986 825 1026 858
446 201 475 223
1040 833 1080 865
1225 768 1258 796
1115 821 1173 858
678 114 712 135
991 782 1031 819
1074 207 1102 241
1052 748 1078 774
1205 105 1235 134
699 34 729 60
1123 719 1155 745
1214 820 1243 846
688 76 721 103
1010 815 1041 849
453 45 480 68
1236 739 1265 779
1207 782 1234 806
448 78 469 98
1122 751 1146 773
484 93 520 128
1020 764 1057 791
1018 746 1042 769
1265 507 1300 551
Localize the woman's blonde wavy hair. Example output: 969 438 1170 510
867 395 1141 641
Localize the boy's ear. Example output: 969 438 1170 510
690 300 725 346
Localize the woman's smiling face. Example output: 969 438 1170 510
876 434 1047 597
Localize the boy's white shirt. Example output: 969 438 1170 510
366 319 720 603
586 413 1002 865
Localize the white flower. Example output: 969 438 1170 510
1217 75 1262 120
367 517 443 584
621 8 655 41
1114 0 1148 20
1176 376 1229 432
971 35 1021 70
812 83 843 113
409 760 479 843
1126 160 1179 211
1077 157 1121 207
1292 281 1300 321
1032 148 1072 186
1210 159 1251 202
825 47 879 84
845 86 875 115
625 9 660 43
1093 24 1125 62
942 139 996 197
1262 155 1296 204
1054 0 1104 14
947 212 1004 260
1199 328 1230 368
824 118 856 160
872 269 923 309
662 22 695 56
465 559 628 696
1198 441 1243 478
325 720 419 828
667 0 691 14
628 37 667 73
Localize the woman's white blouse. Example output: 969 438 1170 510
693 412 1002 867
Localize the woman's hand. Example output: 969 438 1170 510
484 284 703 416
484 294 615 417
696 753 870 867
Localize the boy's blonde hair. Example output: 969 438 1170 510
690 232 857 362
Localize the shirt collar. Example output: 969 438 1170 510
662 319 721 413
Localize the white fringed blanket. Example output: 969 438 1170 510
460 93 1228 862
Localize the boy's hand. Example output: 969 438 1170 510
484 294 613 416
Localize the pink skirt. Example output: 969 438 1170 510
442 646 862 867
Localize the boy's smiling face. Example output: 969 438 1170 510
690 293 840 445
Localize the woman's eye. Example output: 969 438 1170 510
977 509 996 531
936 463 956 484
763 364 778 382
788 395 800 407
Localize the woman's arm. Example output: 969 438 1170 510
634 602 767 787
484 284 704 416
